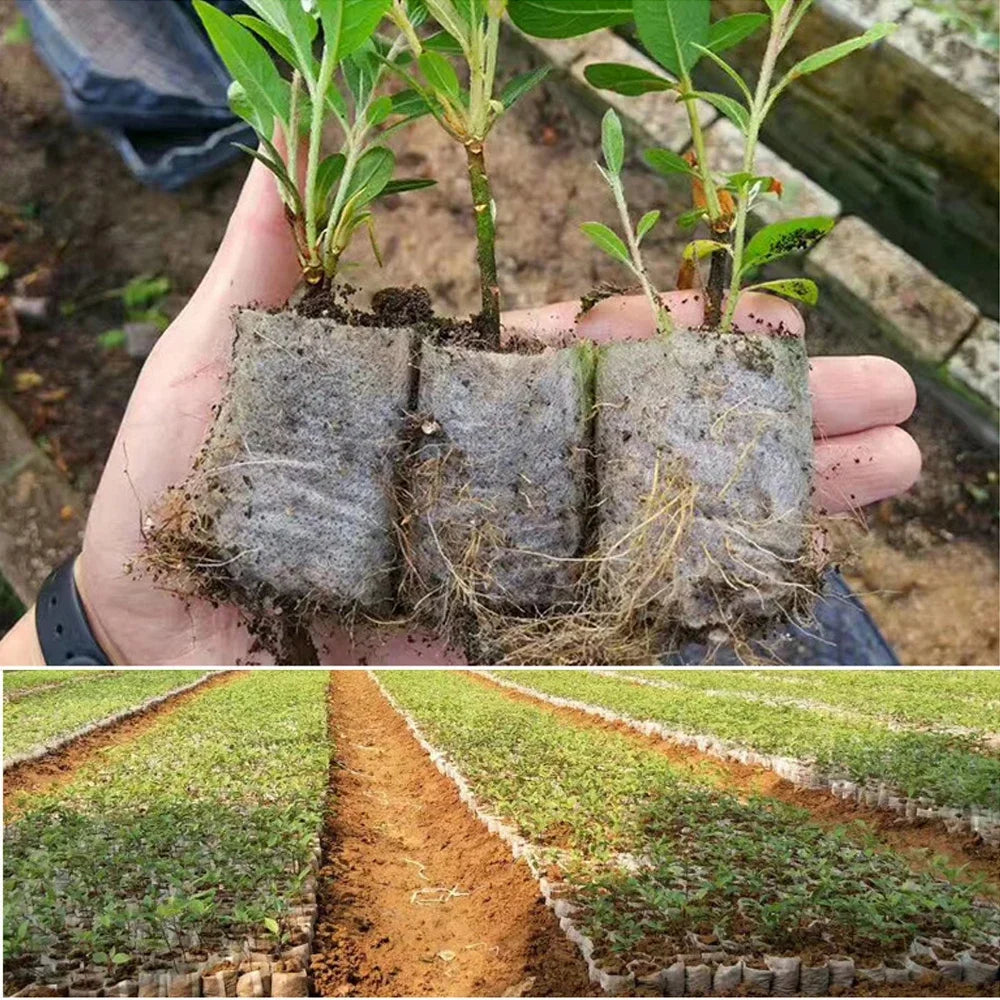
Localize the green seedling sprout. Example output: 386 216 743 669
582 0 894 334
194 0 436 287
384 0 557 347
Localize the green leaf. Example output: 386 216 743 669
0 260 10 282
744 278 819 305
683 90 749 132
506 0 632 39
683 239 729 261
345 146 397 209
339 0 393 60
581 222 630 265
194 0 288 136
601 109 625 175
418 51 461 100
424 30 465 56
740 216 836 273
636 210 661 242
644 147 695 178
690 43 753 104
707 12 767 54
122 275 170 310
380 178 437 195
583 62 675 96
367 94 394 125
677 207 708 230
500 67 551 109
241 0 317 81
263 918 280 936
317 153 347 213
234 16 302 75
93 952 109 965
233 142 303 214
344 47 380 106
1 15 30 46
783 23 896 84
634 0 710 78
764 0 789 14
111 954 132 966
97 329 125 351
389 88 433 117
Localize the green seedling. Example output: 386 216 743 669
384 0 639 346
2 15 31 47
582 0 894 333
194 0 436 286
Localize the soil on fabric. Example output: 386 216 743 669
311 670 596 998
0 0 995 662
293 282 548 354
466 673 1000 888
2 671 244 817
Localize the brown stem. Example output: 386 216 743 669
465 141 501 350
705 226 733 329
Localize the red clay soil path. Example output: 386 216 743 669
468 673 1000 892
311 670 596 999
3 671 245 817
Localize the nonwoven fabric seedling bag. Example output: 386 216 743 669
595 329 814 631
157 309 415 614
406 341 593 615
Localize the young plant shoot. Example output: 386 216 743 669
583 0 894 333
385 0 553 347
194 0 435 287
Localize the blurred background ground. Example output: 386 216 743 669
0 0 996 663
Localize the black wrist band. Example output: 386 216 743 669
35 557 112 666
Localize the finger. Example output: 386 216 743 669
813 424 921 515
503 291 803 345
810 356 916 438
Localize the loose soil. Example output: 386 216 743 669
311 670 596 998
2 670 244 817
467 673 1000 891
0 0 996 662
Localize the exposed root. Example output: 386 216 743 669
140 489 324 664
397 456 822 665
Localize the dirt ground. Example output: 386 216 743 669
0 0 996 664
313 670 596 998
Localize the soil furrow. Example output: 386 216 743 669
2 671 245 817
310 669 596 998
467 672 1000 891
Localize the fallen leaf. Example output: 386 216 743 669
38 387 68 403
13 369 43 391
59 505 75 521
0 295 19 345
437 950 457 963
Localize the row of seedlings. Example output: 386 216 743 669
4 672 330 998
3 671 217 767
483 670 1000 844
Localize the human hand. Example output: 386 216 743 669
0 154 919 666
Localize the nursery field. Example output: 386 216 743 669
2 669 210 761
3 668 999 998
3 670 328 998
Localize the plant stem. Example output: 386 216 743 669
611 175 669 335
721 4 795 332
287 71 301 198
465 140 501 347
681 77 721 221
304 47 336 281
